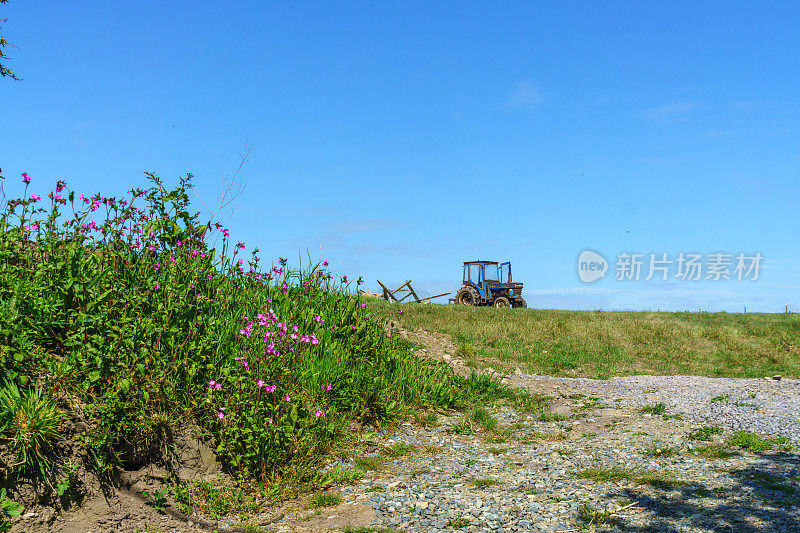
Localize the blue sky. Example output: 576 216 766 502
2 1 799 311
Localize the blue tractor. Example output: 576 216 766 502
455 261 526 308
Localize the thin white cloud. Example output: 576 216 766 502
640 102 697 119
503 82 544 110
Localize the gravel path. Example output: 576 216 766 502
267 402 800 532
514 374 800 446
259 327 800 532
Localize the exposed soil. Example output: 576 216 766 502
4 408 234 533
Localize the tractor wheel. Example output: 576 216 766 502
456 286 480 306
494 296 511 308
514 298 527 309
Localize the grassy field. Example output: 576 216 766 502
375 301 800 379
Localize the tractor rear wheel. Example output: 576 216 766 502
456 286 480 306
494 296 511 308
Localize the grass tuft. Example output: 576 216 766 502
308 492 343 508
643 445 679 458
413 411 439 426
470 406 498 432
469 477 501 488
354 456 381 471
0 381 62 476
693 445 739 460
728 431 792 452
688 426 723 441
383 441 417 457
638 403 667 415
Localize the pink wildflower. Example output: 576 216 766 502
284 395 290 402
21 172 31 184
325 383 332 391
257 380 265 388
361 302 367 308
30 194 41 202
314 410 325 417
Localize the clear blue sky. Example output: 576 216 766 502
2 1 799 311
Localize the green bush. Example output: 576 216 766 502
0 171 518 482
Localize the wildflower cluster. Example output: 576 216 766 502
0 169 463 484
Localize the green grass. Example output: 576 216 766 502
383 442 417 457
643 445 679 457
168 480 273 520
578 467 685 488
447 419 474 435
728 431 792 452
469 477 501 487
0 381 62 476
639 403 668 415
374 301 800 379
693 445 739 459
447 515 471 528
413 411 439 426
470 406 498 432
688 426 724 441
316 467 361 486
354 456 381 471
577 504 618 527
711 395 730 402
308 492 342 508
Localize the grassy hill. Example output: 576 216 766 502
376 302 800 380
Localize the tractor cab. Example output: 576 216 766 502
457 260 526 308
463 261 500 287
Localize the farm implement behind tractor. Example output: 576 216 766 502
452 260 526 308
